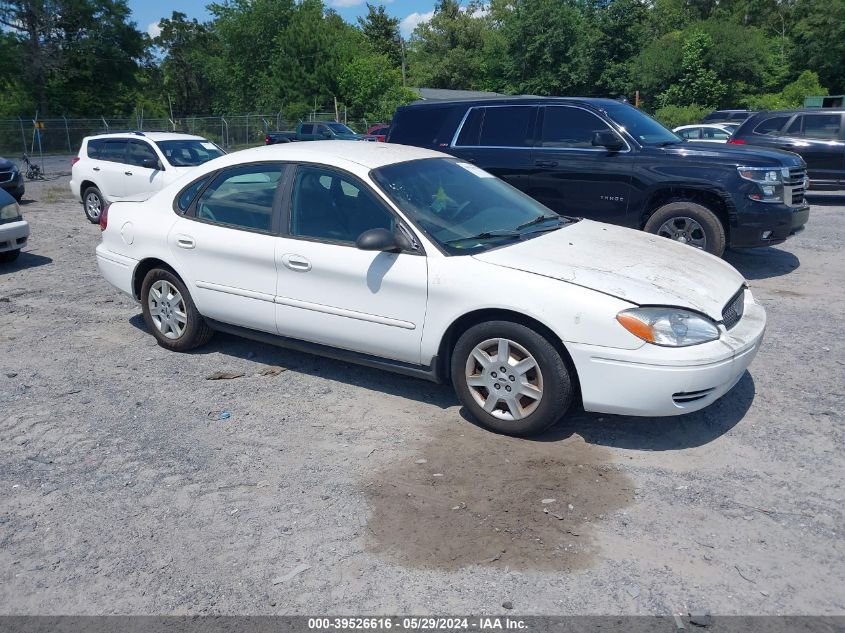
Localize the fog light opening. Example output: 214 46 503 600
761 230 773 239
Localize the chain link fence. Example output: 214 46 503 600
0 111 377 159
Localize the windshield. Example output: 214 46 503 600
156 139 224 167
601 103 681 145
371 158 572 255
328 123 356 135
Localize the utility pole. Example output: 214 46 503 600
400 37 407 88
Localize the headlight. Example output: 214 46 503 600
737 166 787 203
616 307 720 347
0 201 20 221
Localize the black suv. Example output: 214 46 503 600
387 97 809 256
703 109 755 124
729 109 844 190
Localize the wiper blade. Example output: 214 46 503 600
514 214 563 231
445 230 522 245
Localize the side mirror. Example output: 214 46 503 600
142 158 163 170
356 228 412 253
592 130 625 152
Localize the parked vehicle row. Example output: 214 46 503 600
95 141 766 437
70 131 224 223
388 97 809 257
729 108 845 189
264 121 374 144
0 156 25 201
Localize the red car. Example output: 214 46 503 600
367 124 390 142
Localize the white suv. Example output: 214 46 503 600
70 131 224 223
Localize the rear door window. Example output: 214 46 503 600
702 127 729 140
678 128 700 140
194 164 284 233
801 114 842 140
97 139 128 163
478 106 534 147
538 106 612 148
300 124 313 135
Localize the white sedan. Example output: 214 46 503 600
673 123 738 143
96 141 765 436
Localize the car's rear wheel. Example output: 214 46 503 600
451 321 573 436
644 201 726 257
140 268 214 351
0 249 20 263
82 186 104 224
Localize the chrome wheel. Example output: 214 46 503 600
464 337 543 421
148 280 187 340
85 192 102 221
656 216 707 249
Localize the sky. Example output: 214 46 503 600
132 0 437 40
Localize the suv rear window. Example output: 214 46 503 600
753 116 789 135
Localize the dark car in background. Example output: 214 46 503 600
0 157 25 201
265 121 371 144
703 109 756 124
388 97 809 256
729 109 844 190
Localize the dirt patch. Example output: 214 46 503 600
364 424 634 571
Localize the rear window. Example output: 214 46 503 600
753 116 789 135
88 139 128 163
479 106 533 147
388 105 465 147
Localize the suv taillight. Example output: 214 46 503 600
265 135 271 145
99 204 109 231
71 156 80 166
727 139 745 145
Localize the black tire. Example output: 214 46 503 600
644 200 726 257
140 268 214 352
82 186 104 224
0 249 20 263
450 320 573 437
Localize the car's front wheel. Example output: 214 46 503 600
140 268 214 351
82 186 105 223
451 321 573 436
644 200 726 257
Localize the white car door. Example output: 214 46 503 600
90 138 128 199
274 165 428 365
124 140 166 197
167 163 286 334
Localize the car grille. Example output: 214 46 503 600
0 170 13 183
721 288 745 330
673 387 716 404
785 167 807 205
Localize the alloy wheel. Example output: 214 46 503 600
85 192 102 221
464 337 544 421
148 280 188 339
656 216 707 249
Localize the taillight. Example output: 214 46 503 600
71 156 80 166
99 204 109 231
728 139 745 145
265 135 271 145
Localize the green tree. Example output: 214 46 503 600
791 0 845 94
658 31 726 109
338 53 415 121
745 70 828 110
156 12 219 116
357 4 402 69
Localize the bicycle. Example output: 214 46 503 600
21 154 44 180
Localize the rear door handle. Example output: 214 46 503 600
175 234 195 249
92 167 100 172
281 254 311 272
535 160 558 167
124 171 133 176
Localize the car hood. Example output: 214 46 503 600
472 220 745 320
0 157 16 170
642 142 805 168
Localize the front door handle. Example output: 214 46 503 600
281 254 312 272
175 234 195 249
124 171 133 176
92 166 100 172
535 160 559 167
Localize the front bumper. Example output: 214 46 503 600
95 245 137 298
0 219 29 253
567 296 766 417
730 198 809 248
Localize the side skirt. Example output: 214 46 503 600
206 319 442 384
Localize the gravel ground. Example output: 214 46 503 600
1 176 843 616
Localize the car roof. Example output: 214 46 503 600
397 96 628 110
746 108 845 116
676 124 731 129
207 140 446 171
85 131 209 142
